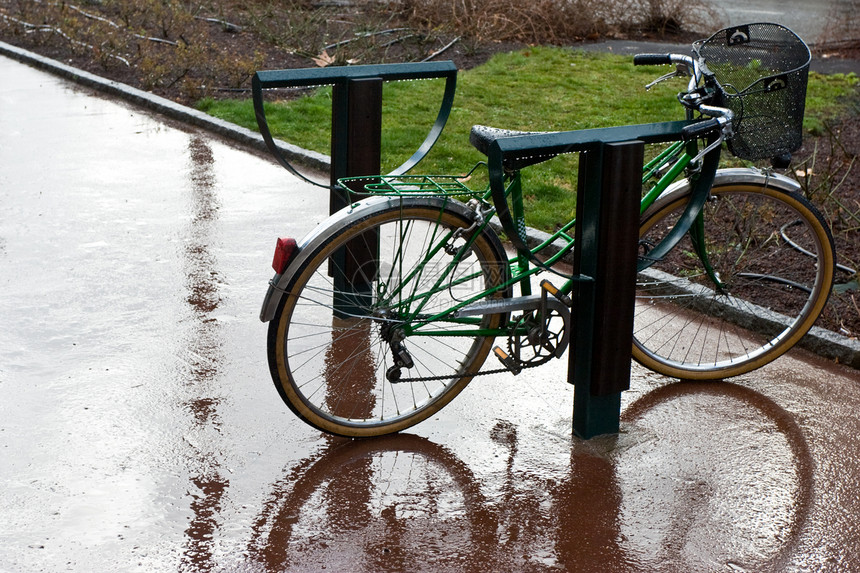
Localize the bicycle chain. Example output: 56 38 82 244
394 313 561 384
396 331 551 384
396 358 545 384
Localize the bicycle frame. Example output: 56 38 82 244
369 126 721 341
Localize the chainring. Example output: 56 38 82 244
506 309 565 370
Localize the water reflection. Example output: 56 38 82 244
247 435 499 572
552 447 626 570
323 317 376 420
178 134 229 571
616 381 814 572
245 381 812 572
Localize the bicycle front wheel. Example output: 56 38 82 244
268 200 508 437
634 182 836 380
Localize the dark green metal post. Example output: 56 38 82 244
329 77 382 317
330 77 383 209
571 140 644 438
485 122 701 438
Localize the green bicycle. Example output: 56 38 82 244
258 24 836 437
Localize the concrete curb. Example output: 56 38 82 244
3 39 859 370
0 40 331 175
489 218 860 369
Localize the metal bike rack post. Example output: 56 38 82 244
252 61 458 196
328 77 383 313
252 62 458 317
330 76 382 211
487 125 681 439
570 141 643 438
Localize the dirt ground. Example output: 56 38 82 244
1 0 858 340
794 114 860 339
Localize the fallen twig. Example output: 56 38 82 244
1 12 131 66
324 28 412 51
420 36 460 62
194 16 243 33
379 34 417 49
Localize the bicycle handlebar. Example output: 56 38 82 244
632 53 673 66
682 117 722 140
635 52 733 137
634 52 699 91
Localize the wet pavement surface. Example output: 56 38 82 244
3 53 860 573
708 0 854 44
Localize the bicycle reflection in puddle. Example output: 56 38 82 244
242 382 813 573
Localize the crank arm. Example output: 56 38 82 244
454 294 570 358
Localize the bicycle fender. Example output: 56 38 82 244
637 139 721 272
259 196 479 322
637 166 801 272
661 167 802 196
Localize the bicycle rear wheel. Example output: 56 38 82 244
633 182 835 379
268 199 508 437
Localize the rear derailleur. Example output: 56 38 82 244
378 317 414 383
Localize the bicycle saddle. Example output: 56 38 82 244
470 125 560 171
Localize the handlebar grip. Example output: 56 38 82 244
682 118 722 140
633 54 672 66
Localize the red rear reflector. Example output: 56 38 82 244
272 237 298 274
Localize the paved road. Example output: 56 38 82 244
580 0 860 76
3 52 860 572
712 0 854 42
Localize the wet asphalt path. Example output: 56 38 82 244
709 0 854 43
3 50 860 572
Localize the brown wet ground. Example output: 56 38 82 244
2 54 860 573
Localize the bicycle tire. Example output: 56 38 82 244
267 200 508 437
633 182 836 380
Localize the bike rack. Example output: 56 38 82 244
487 122 696 439
252 61 458 212
253 61 457 315
254 61 695 439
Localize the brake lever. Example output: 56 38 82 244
645 63 691 91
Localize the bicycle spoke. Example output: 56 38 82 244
268 202 506 435
635 184 834 379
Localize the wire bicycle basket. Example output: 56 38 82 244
694 23 811 161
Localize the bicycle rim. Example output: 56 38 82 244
633 183 835 379
268 202 507 437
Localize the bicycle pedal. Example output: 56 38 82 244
493 346 522 375
540 280 572 306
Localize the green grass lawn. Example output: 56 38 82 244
198 46 858 232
